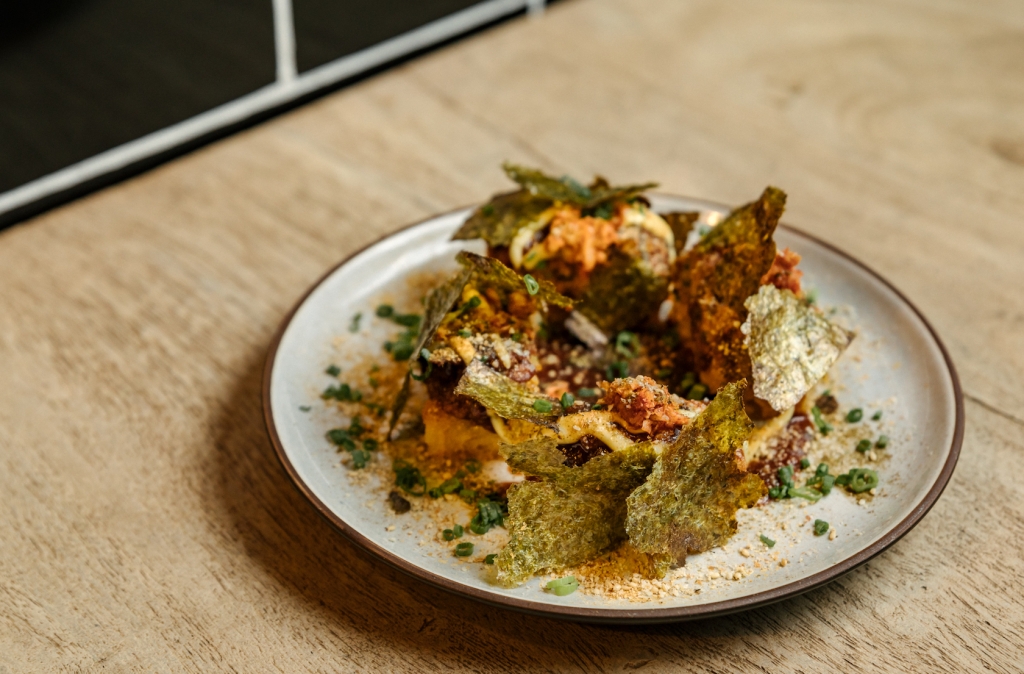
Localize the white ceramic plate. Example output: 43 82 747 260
263 195 962 623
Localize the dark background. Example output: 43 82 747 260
0 0 513 228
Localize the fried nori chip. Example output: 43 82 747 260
453 360 559 428
389 264 473 436
503 163 657 209
389 253 572 435
495 439 657 586
455 251 573 310
577 244 669 335
662 211 700 256
673 187 786 414
452 190 553 247
625 382 765 576
741 284 854 412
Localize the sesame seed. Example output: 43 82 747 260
740 548 751 558
829 529 837 541
779 559 788 567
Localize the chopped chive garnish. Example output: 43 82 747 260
677 372 697 394
326 429 355 451
778 465 795 489
362 438 379 451
656 368 673 380
614 331 640 359
816 463 829 477
454 542 474 557
844 468 879 493
788 486 823 502
390 342 415 361
392 459 427 496
325 364 341 377
560 392 575 410
760 534 776 548
606 361 629 381
813 519 830 536
846 408 864 423
532 399 553 413
470 498 505 534
799 457 810 469
577 387 600 398
369 377 379 388
875 435 889 449
819 474 836 495
375 304 394 318
685 383 708 401
811 406 833 435
442 528 455 541
464 459 481 474
768 486 785 499
545 576 579 596
482 204 494 216
393 313 421 328
348 312 362 333
350 449 370 469
484 554 497 565
459 489 478 503
856 439 872 454
438 477 462 495
523 274 540 295
452 524 464 538
872 410 883 421
457 328 472 338
299 405 311 412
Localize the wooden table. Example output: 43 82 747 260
3 0 1023 670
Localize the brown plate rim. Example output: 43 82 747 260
261 198 964 624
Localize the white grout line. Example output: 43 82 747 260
0 0 534 220
272 0 298 83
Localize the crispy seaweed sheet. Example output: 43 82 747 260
577 246 669 335
453 164 657 247
455 251 573 310
453 360 559 428
742 284 854 411
451 190 553 248
625 382 765 576
673 187 786 415
503 163 657 209
389 253 572 434
495 439 657 586
388 265 473 435
662 211 700 256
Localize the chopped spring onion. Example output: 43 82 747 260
532 399 553 413
545 576 579 596
523 274 540 295
454 542 474 557
813 519 830 536
846 408 864 423
759 534 776 548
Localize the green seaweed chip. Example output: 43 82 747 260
452 190 553 248
576 246 669 335
625 382 766 576
455 251 573 310
495 439 657 587
673 187 786 412
452 163 657 247
388 252 572 435
453 360 559 428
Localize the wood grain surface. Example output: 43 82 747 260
2 0 1024 671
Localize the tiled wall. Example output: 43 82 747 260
0 0 542 228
